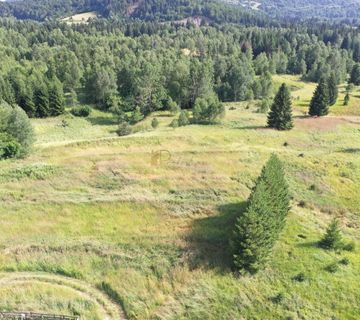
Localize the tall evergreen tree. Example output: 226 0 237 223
327 73 338 106
350 64 360 85
232 154 290 274
49 80 65 116
309 79 329 116
18 89 36 118
267 83 293 130
34 84 50 118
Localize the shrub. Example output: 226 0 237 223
193 94 225 123
343 242 356 252
151 117 159 129
0 133 21 159
292 272 306 282
0 103 34 157
298 200 306 208
130 106 144 124
168 98 180 115
325 263 339 273
257 98 271 113
271 293 284 304
339 258 350 265
319 219 342 250
116 122 132 136
178 110 190 126
70 106 92 117
170 119 179 128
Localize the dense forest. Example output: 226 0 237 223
1 16 360 123
3 0 360 24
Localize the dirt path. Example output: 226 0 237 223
0 272 126 320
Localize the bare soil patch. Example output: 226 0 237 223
295 116 360 131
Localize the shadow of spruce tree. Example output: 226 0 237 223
184 201 247 273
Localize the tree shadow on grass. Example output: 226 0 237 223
295 241 319 249
340 148 360 154
234 125 267 130
86 115 117 126
185 201 247 273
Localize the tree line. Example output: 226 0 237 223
0 19 358 122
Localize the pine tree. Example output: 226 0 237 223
309 79 329 116
267 83 293 130
327 74 338 106
344 93 350 106
320 219 342 249
49 81 65 116
232 154 290 274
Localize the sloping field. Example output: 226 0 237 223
61 12 98 25
0 76 359 319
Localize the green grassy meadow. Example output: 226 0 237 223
0 75 359 319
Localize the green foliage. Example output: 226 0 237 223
327 73 338 106
170 119 179 128
70 106 92 117
130 107 144 124
49 79 65 116
0 103 34 157
151 117 159 129
0 133 21 159
309 79 329 116
292 272 306 282
339 257 350 265
257 99 271 113
325 263 339 273
350 64 360 85
178 111 190 127
168 98 180 115
232 154 290 274
193 95 225 123
268 83 293 130
106 95 127 124
344 93 350 106
343 242 356 252
319 219 342 250
34 83 50 118
116 122 132 136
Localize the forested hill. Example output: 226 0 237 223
233 0 360 23
0 0 270 26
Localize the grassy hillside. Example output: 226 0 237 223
0 75 359 319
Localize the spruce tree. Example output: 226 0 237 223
232 154 290 274
350 64 360 85
309 79 329 116
320 219 342 250
49 81 65 116
34 84 50 118
267 83 293 130
327 74 338 106
18 90 36 118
